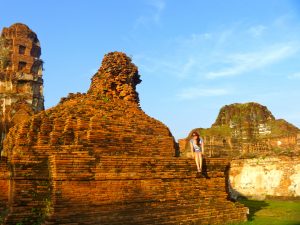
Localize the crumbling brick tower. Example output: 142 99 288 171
0 23 44 152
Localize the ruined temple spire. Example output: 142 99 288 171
0 23 44 153
88 52 141 104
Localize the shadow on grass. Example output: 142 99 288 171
238 198 269 221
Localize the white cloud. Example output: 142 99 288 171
178 57 196 78
216 28 234 46
288 72 300 79
248 25 266 37
137 40 300 80
135 0 165 28
179 33 212 46
274 13 295 28
177 87 229 100
134 15 300 82
206 43 300 79
150 0 165 23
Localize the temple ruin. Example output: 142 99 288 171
179 102 300 158
179 103 300 200
0 23 44 154
0 31 248 224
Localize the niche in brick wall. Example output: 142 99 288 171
31 61 41 74
18 61 26 71
30 44 41 58
19 45 26 55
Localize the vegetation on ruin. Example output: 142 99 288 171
0 37 10 70
267 119 300 138
183 102 300 158
0 208 8 224
189 125 232 138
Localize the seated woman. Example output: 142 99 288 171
190 132 204 172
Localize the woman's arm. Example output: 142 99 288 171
201 139 204 154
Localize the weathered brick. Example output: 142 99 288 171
0 49 248 224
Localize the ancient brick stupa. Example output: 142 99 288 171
0 50 248 224
4 51 177 159
0 23 44 154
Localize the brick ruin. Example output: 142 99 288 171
229 156 300 200
179 102 300 158
0 46 248 224
0 23 44 154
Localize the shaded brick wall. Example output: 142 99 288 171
1 150 248 225
0 161 9 215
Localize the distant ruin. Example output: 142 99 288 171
0 24 248 224
0 23 44 154
180 102 300 200
179 102 300 158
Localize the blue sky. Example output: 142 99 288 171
1 0 300 139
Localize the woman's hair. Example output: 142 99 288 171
191 131 200 146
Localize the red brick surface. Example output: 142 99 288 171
0 52 248 225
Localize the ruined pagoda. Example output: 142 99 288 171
0 23 44 153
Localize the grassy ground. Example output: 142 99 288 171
232 199 300 225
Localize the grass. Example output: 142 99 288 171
231 199 300 225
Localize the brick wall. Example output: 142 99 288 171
0 161 9 216
1 150 248 225
229 156 300 200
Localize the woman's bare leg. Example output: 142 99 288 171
194 153 200 171
198 153 203 172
